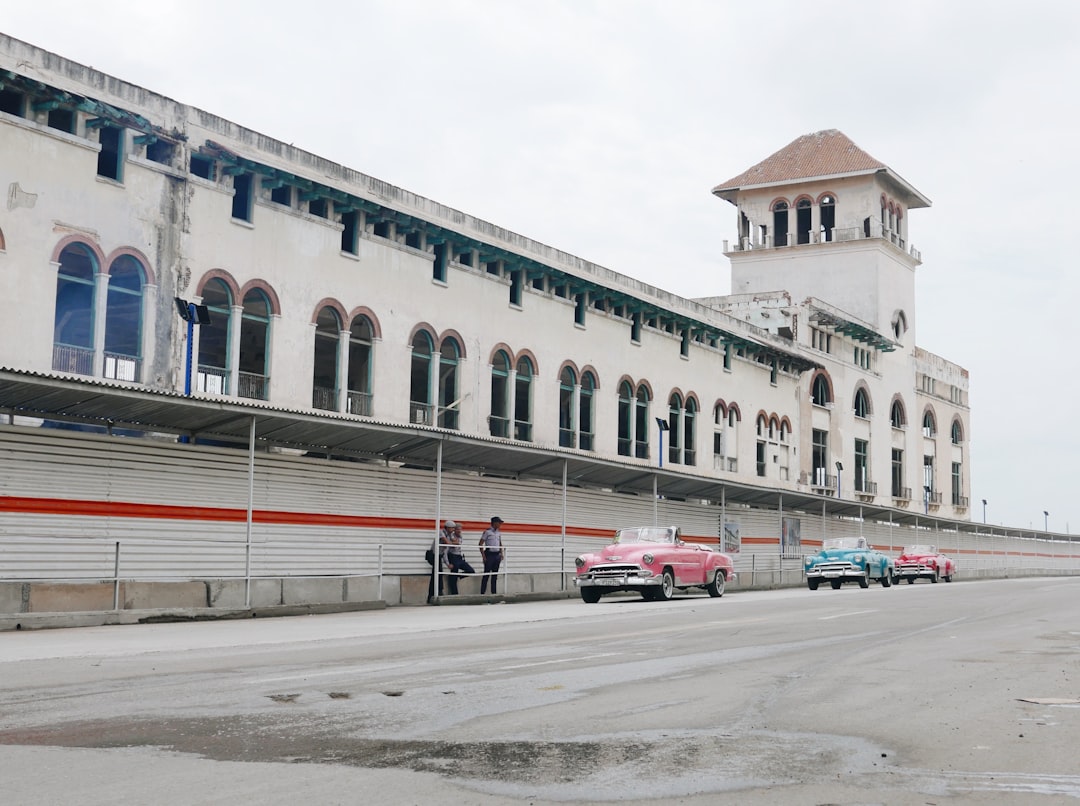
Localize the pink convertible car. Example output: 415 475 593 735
895 544 957 584
574 526 735 603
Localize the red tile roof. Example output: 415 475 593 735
713 130 886 194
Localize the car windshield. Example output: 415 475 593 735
614 526 677 545
822 537 867 551
904 545 936 555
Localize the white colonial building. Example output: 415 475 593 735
5 32 1061 621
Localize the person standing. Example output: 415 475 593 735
444 522 474 595
478 516 505 594
427 521 453 602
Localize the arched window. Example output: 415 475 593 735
634 384 651 459
922 410 936 437
313 306 342 411
891 399 906 428
812 374 831 406
347 316 373 416
438 338 461 429
238 289 271 400
617 380 634 457
489 350 511 437
558 366 576 448
53 243 97 376
578 371 596 452
756 414 767 437
684 397 697 467
197 278 232 394
819 194 836 242
410 331 435 425
854 387 870 418
514 356 534 441
668 393 683 465
796 198 812 244
103 255 145 382
772 200 789 247
951 419 964 445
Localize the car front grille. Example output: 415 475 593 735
814 561 855 573
588 564 643 578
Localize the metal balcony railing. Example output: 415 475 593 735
103 352 140 382
347 391 372 416
238 371 269 401
312 385 336 411
196 366 229 395
52 344 93 376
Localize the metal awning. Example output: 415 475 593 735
0 368 1067 542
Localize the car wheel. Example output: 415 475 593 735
830 579 842 590
858 568 870 589
931 570 939 583
906 576 914 584
580 587 602 604
658 569 675 600
944 572 953 582
807 578 819 591
880 571 891 587
706 569 726 597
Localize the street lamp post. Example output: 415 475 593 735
655 418 669 468
174 297 211 396
835 461 843 498
1044 510 1049 532
982 499 987 525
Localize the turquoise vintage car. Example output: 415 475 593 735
803 536 894 590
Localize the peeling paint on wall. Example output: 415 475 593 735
7 182 36 210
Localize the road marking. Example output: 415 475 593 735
819 609 878 620
502 653 618 670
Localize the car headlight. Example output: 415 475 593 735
804 556 813 567
642 553 655 565
574 556 586 568
852 554 864 563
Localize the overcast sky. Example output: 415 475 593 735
5 0 1078 534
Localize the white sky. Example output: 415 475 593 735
4 0 1078 534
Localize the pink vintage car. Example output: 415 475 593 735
895 544 957 584
574 525 735 603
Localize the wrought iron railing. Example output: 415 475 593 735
238 371 269 401
52 344 93 376
103 352 140 382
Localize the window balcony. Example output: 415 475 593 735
855 480 878 500
489 414 510 438
238 371 268 401
411 402 435 426
52 344 94 376
437 407 459 430
196 365 229 395
103 352 140 382
346 391 372 416
312 385 336 411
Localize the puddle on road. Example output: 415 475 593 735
3 716 1080 801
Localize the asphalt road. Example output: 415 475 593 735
1 577 1079 805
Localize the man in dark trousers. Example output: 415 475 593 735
478 516 505 594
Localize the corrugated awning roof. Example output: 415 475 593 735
0 367 1049 537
